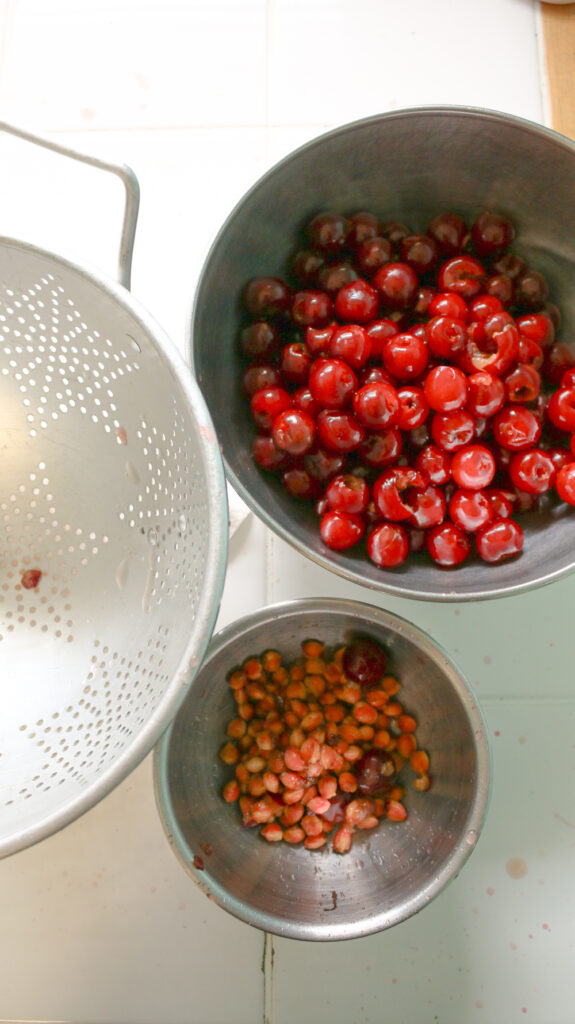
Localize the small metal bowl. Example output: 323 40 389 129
153 598 491 941
190 105 575 601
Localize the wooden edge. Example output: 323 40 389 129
541 2 575 139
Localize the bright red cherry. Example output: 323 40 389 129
404 483 446 529
328 324 372 368
466 371 506 418
475 517 524 563
427 291 468 322
250 386 292 432
395 386 430 430
414 444 452 485
509 449 557 495
426 315 467 360
325 474 370 514
504 364 541 404
547 387 575 433
427 522 471 566
365 318 399 360
383 332 429 381
271 409 316 456
320 510 365 549
449 489 493 532
516 313 555 348
316 409 365 452
424 364 468 412
556 462 575 504
352 380 400 429
431 409 476 452
492 405 542 451
334 278 380 323
372 467 426 521
451 444 496 490
367 523 409 567
437 255 486 301
308 358 358 409
280 341 312 385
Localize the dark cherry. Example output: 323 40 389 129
281 465 320 500
280 341 312 385
485 273 515 307
470 210 515 257
291 289 333 328
399 233 440 276
492 251 527 281
346 210 381 249
243 363 282 396
342 636 387 687
304 447 347 482
290 249 325 286
355 750 397 796
252 434 288 471
244 276 291 318
380 221 411 246
357 426 403 468
427 212 468 256
317 261 358 293
515 270 549 311
316 409 365 453
307 212 349 254
240 321 280 362
355 236 394 276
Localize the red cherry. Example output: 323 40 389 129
383 332 429 381
252 434 288 471
280 341 312 385
290 249 325 286
395 385 430 430
367 523 409 567
372 262 419 310
318 261 358 294
547 387 575 433
427 292 468 322
308 358 358 409
414 444 452 485
461 312 519 376
484 487 514 519
240 321 280 361
357 427 403 468
271 409 316 456
451 444 496 490
427 522 471 566
509 449 557 495
437 255 486 301
426 315 467 360
328 324 372 368
503 364 541 404
352 380 400 429
516 313 555 348
365 318 400 360
492 405 542 451
449 489 493 532
316 409 365 452
543 342 575 385
372 467 426 521
293 386 319 417
466 371 505 418
431 409 476 452
325 474 370 514
556 462 575 504
304 324 334 356
423 364 468 412
515 270 549 311
346 211 381 249
334 278 380 323
320 510 365 549
250 386 292 432
404 483 446 529
475 517 523 563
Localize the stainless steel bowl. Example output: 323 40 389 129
153 598 491 941
190 105 575 601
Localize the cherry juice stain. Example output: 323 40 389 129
506 856 528 880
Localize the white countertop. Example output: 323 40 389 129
1 1 574 1022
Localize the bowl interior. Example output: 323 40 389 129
191 106 575 600
154 600 491 940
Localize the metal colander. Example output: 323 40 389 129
0 123 228 858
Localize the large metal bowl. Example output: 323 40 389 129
190 106 575 601
153 598 491 941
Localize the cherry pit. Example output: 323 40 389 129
240 209 575 569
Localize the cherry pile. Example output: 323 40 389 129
240 210 575 568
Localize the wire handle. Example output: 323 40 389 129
0 120 140 291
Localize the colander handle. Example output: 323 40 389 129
0 120 139 291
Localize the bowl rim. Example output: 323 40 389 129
153 596 493 941
188 104 575 604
